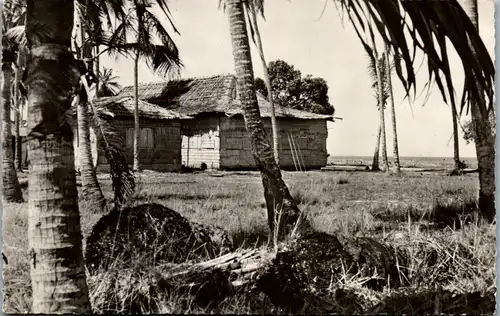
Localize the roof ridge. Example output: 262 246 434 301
121 73 236 90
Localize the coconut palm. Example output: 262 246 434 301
5 15 136 212
14 51 26 172
340 0 495 221
384 45 401 173
25 0 91 312
2 0 24 202
458 0 495 220
3 0 26 173
96 67 122 97
371 125 381 171
109 0 182 171
223 0 302 243
2 50 24 203
365 42 390 172
74 12 106 210
246 1 280 166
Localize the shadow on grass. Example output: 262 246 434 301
372 199 480 230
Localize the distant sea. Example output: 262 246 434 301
328 156 478 169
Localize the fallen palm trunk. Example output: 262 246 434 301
158 248 271 289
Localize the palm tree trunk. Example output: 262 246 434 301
385 46 401 173
226 0 301 242
462 0 495 221
2 63 23 202
14 107 22 171
77 7 105 208
451 103 461 171
26 0 91 312
95 46 100 96
249 8 280 167
375 54 389 172
133 53 140 171
14 50 24 172
78 98 105 208
372 124 381 171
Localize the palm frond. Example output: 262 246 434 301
96 67 122 97
147 44 182 79
4 25 27 50
142 8 180 55
338 0 495 116
152 0 181 35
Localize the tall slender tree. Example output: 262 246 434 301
246 1 280 166
14 49 26 172
371 37 390 172
365 42 389 172
2 51 24 203
460 0 495 221
371 125 381 171
75 3 106 209
2 0 24 202
25 0 91 312
224 0 302 242
384 45 401 173
110 0 182 172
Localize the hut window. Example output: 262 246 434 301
140 128 154 148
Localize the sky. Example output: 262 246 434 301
100 0 496 158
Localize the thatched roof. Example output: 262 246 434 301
118 74 336 121
94 96 192 120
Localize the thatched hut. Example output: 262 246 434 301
119 74 336 170
75 96 191 172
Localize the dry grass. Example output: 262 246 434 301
2 169 495 314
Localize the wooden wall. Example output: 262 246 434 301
94 118 183 172
181 114 220 169
218 116 328 170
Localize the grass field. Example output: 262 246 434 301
2 167 495 313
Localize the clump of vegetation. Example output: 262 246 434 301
337 177 349 185
85 203 230 274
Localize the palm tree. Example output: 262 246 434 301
371 125 381 171
365 44 389 172
4 0 27 173
246 1 280 166
384 45 401 173
2 0 24 202
110 0 182 171
75 5 106 209
372 42 390 173
14 51 26 172
25 0 91 312
5 2 135 211
75 0 133 209
460 0 495 221
96 67 122 97
341 0 495 221
2 50 24 203
224 0 302 243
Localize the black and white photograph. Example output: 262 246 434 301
1 0 497 314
